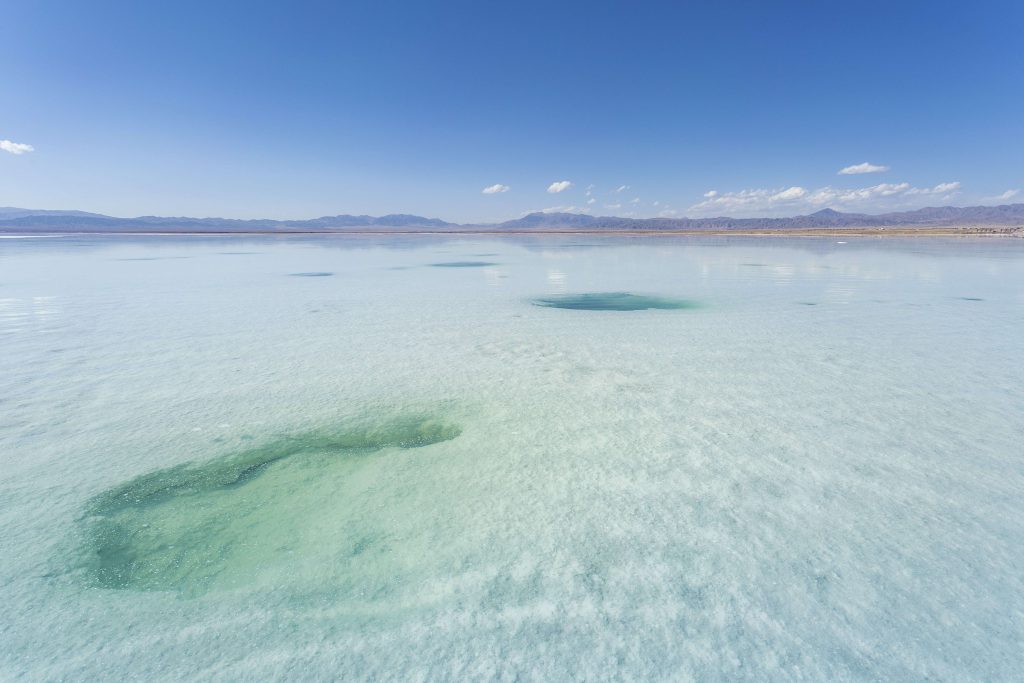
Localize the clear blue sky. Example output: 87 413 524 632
2 0 1022 222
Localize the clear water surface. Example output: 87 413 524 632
2 234 1023 681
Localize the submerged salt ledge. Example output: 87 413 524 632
532 292 701 311
431 261 497 268
81 415 461 594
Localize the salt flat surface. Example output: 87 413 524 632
2 234 1023 681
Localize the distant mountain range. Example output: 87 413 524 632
495 205 1024 230
1 204 1023 232
0 208 455 231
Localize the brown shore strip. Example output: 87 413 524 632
3 225 1022 237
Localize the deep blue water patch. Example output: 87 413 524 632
532 292 701 311
289 271 334 277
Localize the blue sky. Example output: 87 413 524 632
2 0 1022 222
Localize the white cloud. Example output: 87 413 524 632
630 198 640 204
615 185 629 193
604 203 622 210
658 209 679 217
547 180 572 193
703 190 718 198
689 181 961 216
905 181 960 196
773 186 808 200
838 162 890 175
524 205 592 215
1 139 34 155
481 183 510 194
587 197 596 204
983 188 1020 202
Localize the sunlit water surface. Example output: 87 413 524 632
2 234 1023 681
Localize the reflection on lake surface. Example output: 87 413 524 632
2 234 1024 680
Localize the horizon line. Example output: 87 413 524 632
3 201 1024 226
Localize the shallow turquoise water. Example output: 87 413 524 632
2 234 1023 680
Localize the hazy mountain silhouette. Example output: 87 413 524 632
494 205 1024 230
1 204 1022 232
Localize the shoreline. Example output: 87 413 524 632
0 226 1021 238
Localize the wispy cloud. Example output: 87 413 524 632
773 186 808 200
528 205 591 214
481 183 510 194
615 185 629 193
838 162 889 175
604 203 622 210
690 181 960 216
1 139 34 155
587 197 596 204
547 180 572 193
983 188 1019 202
905 181 960 196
